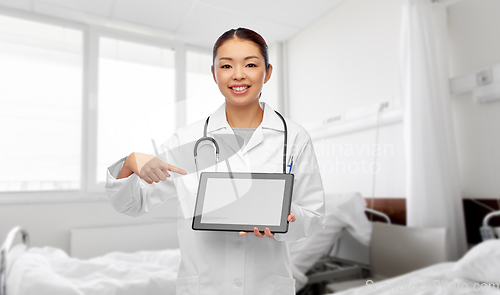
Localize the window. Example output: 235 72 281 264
0 15 247 199
0 15 83 192
96 37 176 183
186 51 223 125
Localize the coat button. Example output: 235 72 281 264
234 240 242 248
234 280 243 288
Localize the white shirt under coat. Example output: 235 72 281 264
105 101 325 295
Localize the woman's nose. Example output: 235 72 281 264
232 66 245 80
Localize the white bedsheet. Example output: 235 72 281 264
329 262 500 295
6 245 181 295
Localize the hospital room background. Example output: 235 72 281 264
1 0 500 294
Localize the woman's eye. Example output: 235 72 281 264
221 65 231 69
247 63 256 67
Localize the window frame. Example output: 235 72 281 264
87 27 182 194
0 8 188 204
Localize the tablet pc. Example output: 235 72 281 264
192 172 294 233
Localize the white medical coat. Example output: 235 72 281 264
105 101 325 295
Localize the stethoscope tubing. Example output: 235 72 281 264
193 110 288 174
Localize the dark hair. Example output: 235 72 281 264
212 27 270 71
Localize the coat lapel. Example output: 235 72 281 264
241 102 285 154
207 103 243 159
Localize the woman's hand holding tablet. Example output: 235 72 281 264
239 212 296 238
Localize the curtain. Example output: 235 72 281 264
400 0 467 260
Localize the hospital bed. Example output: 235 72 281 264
0 226 181 295
0 192 374 295
324 239 500 295
325 222 449 293
297 209 390 295
480 210 500 240
324 210 500 295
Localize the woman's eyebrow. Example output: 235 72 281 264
219 56 260 61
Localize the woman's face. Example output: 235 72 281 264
211 39 272 108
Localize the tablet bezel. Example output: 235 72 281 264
192 172 294 233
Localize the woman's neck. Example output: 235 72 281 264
225 100 264 128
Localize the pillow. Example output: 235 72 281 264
451 239 500 283
331 192 372 246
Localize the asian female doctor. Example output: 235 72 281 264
105 27 325 295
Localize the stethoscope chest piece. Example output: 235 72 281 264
194 136 219 167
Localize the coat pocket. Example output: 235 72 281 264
177 275 200 295
274 275 296 294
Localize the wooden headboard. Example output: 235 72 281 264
364 198 406 225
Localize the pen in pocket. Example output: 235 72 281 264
287 156 294 174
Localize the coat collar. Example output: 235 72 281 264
206 101 285 156
207 101 285 134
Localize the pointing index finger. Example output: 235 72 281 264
167 163 187 175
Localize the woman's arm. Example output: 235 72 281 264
116 153 136 179
274 136 325 242
106 135 185 217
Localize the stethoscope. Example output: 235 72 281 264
194 110 289 176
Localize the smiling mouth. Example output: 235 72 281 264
230 86 250 91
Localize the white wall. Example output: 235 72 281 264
287 0 402 122
448 0 500 77
313 123 405 198
448 0 500 199
286 0 404 197
262 42 283 113
286 0 500 200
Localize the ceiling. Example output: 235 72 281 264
0 0 346 49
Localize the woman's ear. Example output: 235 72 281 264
211 65 217 84
264 64 273 84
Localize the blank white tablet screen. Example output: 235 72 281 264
200 178 286 225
